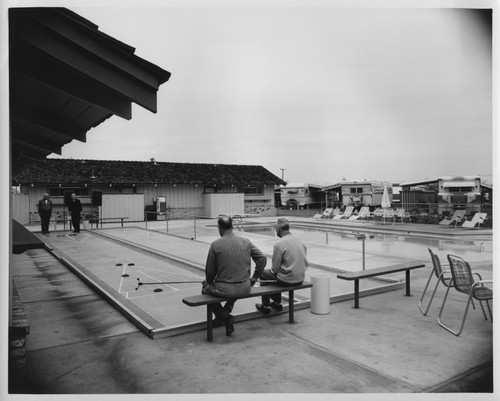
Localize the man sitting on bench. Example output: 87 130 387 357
202 216 267 336
255 218 309 314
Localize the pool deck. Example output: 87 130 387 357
8 217 495 398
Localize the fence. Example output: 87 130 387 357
277 202 493 223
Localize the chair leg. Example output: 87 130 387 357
478 300 488 320
438 284 474 336
486 300 493 322
419 270 439 316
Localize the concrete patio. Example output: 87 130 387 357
8 217 495 398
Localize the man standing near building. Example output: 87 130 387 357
203 216 267 336
37 193 53 234
68 193 83 233
255 217 308 314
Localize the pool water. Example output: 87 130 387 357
243 225 492 265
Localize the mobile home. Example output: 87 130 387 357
280 183 323 209
339 180 393 209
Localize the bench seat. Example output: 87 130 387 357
337 262 425 308
183 281 312 341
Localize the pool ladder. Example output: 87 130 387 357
233 215 244 231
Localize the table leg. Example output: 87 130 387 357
207 305 213 342
354 280 360 308
289 290 294 323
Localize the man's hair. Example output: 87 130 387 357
217 216 233 230
276 218 290 231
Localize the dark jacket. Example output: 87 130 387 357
68 198 82 216
38 199 53 215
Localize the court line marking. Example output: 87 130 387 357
120 268 201 299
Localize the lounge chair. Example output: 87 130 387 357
438 254 492 336
461 213 487 229
349 206 370 221
381 209 395 225
372 208 384 223
313 208 333 219
395 208 411 224
439 210 466 227
360 207 373 220
334 206 354 220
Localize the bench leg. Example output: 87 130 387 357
288 290 294 323
206 305 213 342
354 280 360 309
405 270 411 296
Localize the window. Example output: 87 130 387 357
238 186 264 195
119 185 136 194
448 187 474 193
49 186 90 197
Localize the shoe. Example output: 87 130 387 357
225 315 235 336
270 302 283 312
255 303 270 315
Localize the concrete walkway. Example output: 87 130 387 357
9 218 494 397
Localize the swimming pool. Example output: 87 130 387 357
243 224 493 265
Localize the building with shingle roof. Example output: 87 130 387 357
12 158 286 224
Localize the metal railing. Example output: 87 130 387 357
144 211 169 232
278 202 493 219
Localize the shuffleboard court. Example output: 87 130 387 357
38 227 425 338
39 230 320 337
41 231 216 333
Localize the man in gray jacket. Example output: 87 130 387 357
255 217 308 314
203 216 267 336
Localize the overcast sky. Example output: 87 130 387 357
8 1 497 186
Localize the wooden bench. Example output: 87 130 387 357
337 262 426 308
183 281 313 341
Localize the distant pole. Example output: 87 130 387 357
280 168 286 181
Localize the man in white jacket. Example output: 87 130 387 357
255 218 308 314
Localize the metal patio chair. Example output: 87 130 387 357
438 254 493 336
418 248 454 316
395 208 411 224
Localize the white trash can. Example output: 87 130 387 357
310 274 330 314
82 220 90 230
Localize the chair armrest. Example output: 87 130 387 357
474 279 492 285
472 280 493 291
472 272 483 280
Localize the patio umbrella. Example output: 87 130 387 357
381 184 391 209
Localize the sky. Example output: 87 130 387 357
4 0 496 186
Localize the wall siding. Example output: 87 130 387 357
101 194 145 222
16 182 277 223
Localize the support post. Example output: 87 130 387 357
405 270 411 296
354 279 360 309
207 305 213 342
288 290 295 323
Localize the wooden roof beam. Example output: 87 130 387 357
16 21 162 113
11 40 133 120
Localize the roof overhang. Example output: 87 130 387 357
442 181 476 188
9 8 171 175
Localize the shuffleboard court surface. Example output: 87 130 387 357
38 227 419 337
39 230 316 335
